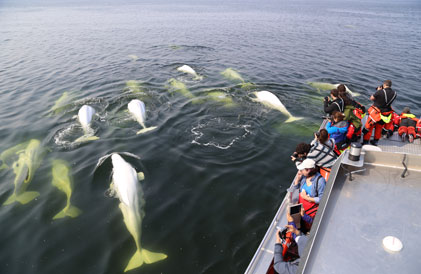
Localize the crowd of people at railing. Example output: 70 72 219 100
272 80 421 274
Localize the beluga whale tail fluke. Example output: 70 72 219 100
75 105 99 143
251 91 303 123
127 99 157 135
124 247 167 272
177 65 203 80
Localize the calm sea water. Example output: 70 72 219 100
0 0 420 273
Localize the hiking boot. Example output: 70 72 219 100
362 140 369 145
401 133 407 142
409 134 414 143
382 128 388 137
386 130 393 138
370 139 379 146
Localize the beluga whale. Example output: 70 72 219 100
127 99 157 134
251 91 303 123
101 153 167 272
3 139 46 205
221 68 254 89
307 81 360 97
51 159 82 219
75 105 99 143
177 65 203 80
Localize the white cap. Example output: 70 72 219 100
297 159 316 170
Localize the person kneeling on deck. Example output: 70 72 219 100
274 224 308 274
326 111 349 152
362 80 397 146
394 107 419 143
294 159 326 229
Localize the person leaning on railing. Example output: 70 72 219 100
294 159 326 230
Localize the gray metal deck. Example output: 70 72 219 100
300 150 421 274
245 120 421 274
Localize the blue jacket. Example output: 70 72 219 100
294 173 326 204
326 121 348 144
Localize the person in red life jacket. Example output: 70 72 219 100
274 224 308 274
417 118 421 139
395 107 419 143
382 111 400 138
362 80 397 146
324 89 344 115
339 90 363 143
326 111 349 152
293 159 326 224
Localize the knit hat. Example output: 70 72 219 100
403 107 411 114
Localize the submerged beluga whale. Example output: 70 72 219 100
127 99 157 134
51 159 82 219
177 65 203 80
3 139 46 205
75 105 99 143
307 81 361 97
100 153 167 272
251 91 303 123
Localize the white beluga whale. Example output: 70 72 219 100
75 105 99 143
177 65 203 80
127 100 157 134
105 153 167 272
307 81 361 97
252 91 303 123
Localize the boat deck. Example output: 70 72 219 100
245 129 421 274
300 150 421 273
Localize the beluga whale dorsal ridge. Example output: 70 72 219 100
177 65 203 80
252 91 303 123
75 105 99 143
108 153 167 272
127 99 157 134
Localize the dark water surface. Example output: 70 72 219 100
0 0 420 273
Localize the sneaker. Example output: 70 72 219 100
370 139 379 146
409 134 414 143
401 133 407 142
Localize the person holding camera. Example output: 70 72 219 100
291 143 311 167
274 223 308 274
362 80 397 146
323 89 344 116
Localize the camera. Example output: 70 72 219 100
376 85 383 90
315 131 320 138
